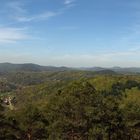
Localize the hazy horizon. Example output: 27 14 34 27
1 62 140 69
0 0 140 67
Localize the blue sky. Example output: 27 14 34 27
0 0 140 67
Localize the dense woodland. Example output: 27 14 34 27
0 65 140 140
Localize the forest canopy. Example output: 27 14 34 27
0 69 140 140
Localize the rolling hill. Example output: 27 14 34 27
0 63 140 74
0 63 70 73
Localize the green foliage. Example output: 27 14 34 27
45 81 127 139
4 103 48 140
1 72 140 140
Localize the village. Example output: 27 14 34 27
0 96 16 110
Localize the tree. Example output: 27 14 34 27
46 81 99 139
46 81 128 140
5 103 48 140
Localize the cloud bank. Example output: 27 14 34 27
0 27 29 43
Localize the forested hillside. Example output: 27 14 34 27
0 69 140 140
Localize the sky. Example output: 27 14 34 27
0 0 140 67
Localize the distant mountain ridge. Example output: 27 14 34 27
0 63 140 74
80 67 140 74
0 63 70 73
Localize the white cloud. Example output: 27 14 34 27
0 27 29 43
64 0 75 5
4 1 60 23
14 11 59 22
2 0 75 24
6 1 26 15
